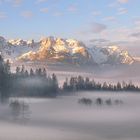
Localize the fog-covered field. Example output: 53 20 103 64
0 91 140 140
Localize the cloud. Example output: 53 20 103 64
36 0 47 3
108 0 128 8
40 8 48 13
89 38 110 46
91 11 101 16
67 5 77 13
0 0 23 6
21 11 33 18
134 18 140 26
53 12 63 17
118 8 128 15
118 0 129 4
91 22 107 33
130 32 140 38
0 12 7 19
76 22 107 41
36 0 60 4
12 0 23 6
108 2 119 8
103 16 117 22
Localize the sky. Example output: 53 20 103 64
0 0 140 54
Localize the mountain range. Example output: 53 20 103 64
0 36 134 65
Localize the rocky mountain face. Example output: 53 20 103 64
0 36 134 65
17 37 92 64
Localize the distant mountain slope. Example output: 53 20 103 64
0 36 134 65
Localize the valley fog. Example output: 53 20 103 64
0 91 140 140
1 61 140 140
11 62 140 86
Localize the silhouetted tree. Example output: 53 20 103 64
96 98 103 105
76 76 84 90
51 73 58 92
102 82 108 90
106 99 112 105
30 68 34 77
20 65 25 76
0 55 11 101
117 82 122 90
85 77 90 89
42 68 46 77
122 81 126 90
16 66 20 75
24 70 29 77
5 59 10 74
69 77 75 90
63 78 68 91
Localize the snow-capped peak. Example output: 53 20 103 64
0 36 134 65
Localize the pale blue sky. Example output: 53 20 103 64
0 0 140 44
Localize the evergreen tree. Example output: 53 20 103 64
77 75 84 89
122 81 126 90
35 68 39 76
52 73 58 92
0 55 11 100
25 70 29 77
21 65 25 76
42 68 47 77
0 55 5 93
63 78 68 91
16 67 20 75
69 77 76 90
85 77 90 89
38 68 42 76
5 59 10 74
117 82 122 90
30 68 34 77
102 82 108 90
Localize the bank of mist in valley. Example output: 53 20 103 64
1 55 140 140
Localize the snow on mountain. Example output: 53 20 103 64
8 39 36 47
17 37 91 64
0 37 40 62
0 36 134 65
88 46 134 65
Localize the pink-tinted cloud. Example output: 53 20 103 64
21 11 33 18
118 0 129 4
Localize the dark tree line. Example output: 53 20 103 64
62 76 140 92
0 54 140 100
0 55 11 100
11 65 59 97
0 55 58 98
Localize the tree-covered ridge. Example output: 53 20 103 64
0 55 59 98
0 55 140 100
11 66 59 97
63 76 140 92
0 55 11 100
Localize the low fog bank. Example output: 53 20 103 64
0 62 139 140
11 62 140 86
0 92 140 140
